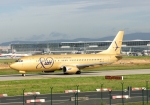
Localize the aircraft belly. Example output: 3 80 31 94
83 65 101 70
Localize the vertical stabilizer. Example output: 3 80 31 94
97 31 124 55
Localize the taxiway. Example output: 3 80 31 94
0 69 150 81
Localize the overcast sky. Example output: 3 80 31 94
0 0 150 43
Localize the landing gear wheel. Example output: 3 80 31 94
76 71 81 74
64 73 68 75
22 74 26 76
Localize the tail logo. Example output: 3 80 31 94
114 41 119 51
36 57 54 69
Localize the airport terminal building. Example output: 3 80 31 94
10 40 150 55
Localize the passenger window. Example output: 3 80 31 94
15 59 18 62
16 59 23 62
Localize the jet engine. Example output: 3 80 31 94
62 66 80 74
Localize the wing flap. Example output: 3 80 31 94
76 62 110 69
61 62 112 70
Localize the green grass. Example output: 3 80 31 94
0 59 16 63
122 55 150 59
0 74 150 96
0 69 19 75
0 68 39 75
91 64 150 70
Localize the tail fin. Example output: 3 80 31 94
97 31 124 55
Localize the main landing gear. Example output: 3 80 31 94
63 71 81 75
22 74 26 76
76 71 81 74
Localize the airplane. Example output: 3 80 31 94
142 50 150 56
126 48 136 56
0 53 29 58
9 31 124 76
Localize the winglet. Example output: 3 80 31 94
97 31 124 55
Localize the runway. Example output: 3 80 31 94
0 69 150 81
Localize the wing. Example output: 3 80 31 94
60 61 113 70
76 62 112 69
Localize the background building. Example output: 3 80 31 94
10 40 150 56
0 46 11 53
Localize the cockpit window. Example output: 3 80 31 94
15 59 23 62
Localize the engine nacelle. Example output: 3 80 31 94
62 65 79 74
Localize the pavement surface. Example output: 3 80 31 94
0 90 149 105
0 69 150 81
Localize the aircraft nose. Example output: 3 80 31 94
9 63 17 70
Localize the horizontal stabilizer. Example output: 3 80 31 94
115 55 122 60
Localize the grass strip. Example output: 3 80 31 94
0 74 150 96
